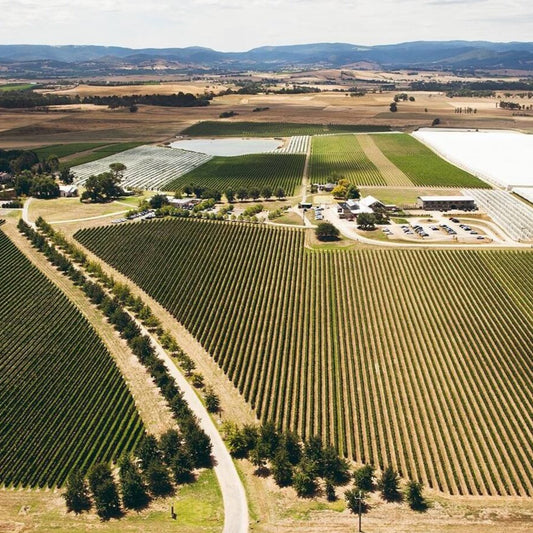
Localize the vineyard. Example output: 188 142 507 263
76 219 533 497
72 145 212 190
309 134 387 186
181 121 391 137
372 134 491 188
0 229 144 488
165 153 305 195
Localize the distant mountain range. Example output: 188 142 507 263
1 41 533 77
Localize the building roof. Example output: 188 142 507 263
418 196 475 202
59 185 78 192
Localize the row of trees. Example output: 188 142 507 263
225 422 351 498
64 425 204 520
18 219 214 520
345 464 428 515
0 89 210 109
181 184 287 203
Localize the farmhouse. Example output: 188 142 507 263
417 195 476 211
337 195 385 220
59 185 78 197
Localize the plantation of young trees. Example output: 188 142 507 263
75 219 533 496
0 230 144 487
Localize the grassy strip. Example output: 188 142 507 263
33 142 109 160
182 121 391 137
372 134 491 188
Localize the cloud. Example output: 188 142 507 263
1 0 532 50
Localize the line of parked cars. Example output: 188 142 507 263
112 210 155 224
314 205 324 221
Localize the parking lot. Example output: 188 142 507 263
382 215 491 243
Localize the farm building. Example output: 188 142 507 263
338 195 385 220
313 182 336 192
59 185 78 197
417 195 476 211
167 197 200 209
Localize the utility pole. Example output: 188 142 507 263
357 490 362 532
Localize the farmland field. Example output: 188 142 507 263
66 142 145 167
72 145 212 190
32 142 109 160
309 134 387 186
0 229 144 488
182 121 391 137
76 219 533 497
165 153 305 195
372 134 491 188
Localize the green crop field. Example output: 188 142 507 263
372 134 491 188
165 153 305 195
76 219 533 497
65 142 144 167
182 121 391 137
309 134 386 186
0 230 144 488
33 142 109 160
0 84 34 92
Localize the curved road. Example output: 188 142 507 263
136 319 249 533
22 200 249 533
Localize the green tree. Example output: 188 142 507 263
204 386 221 413
390 102 398 112
30 175 60 199
275 187 285 200
378 466 402 502
170 449 195 484
261 186 272 200
356 212 376 230
81 172 122 203
87 463 121 520
236 188 249 201
159 429 182 465
46 154 60 172
354 464 375 492
149 194 169 209
136 434 161 470
119 455 149 510
249 187 261 201
225 188 235 203
293 460 318 497
315 222 340 241
282 432 302 465
321 445 351 485
63 468 92 514
145 460 173 497
14 170 34 196
346 184 360 199
405 480 427 511
59 167 75 184
271 448 294 487
109 162 126 181
325 479 336 501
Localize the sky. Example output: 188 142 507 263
1 0 532 50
